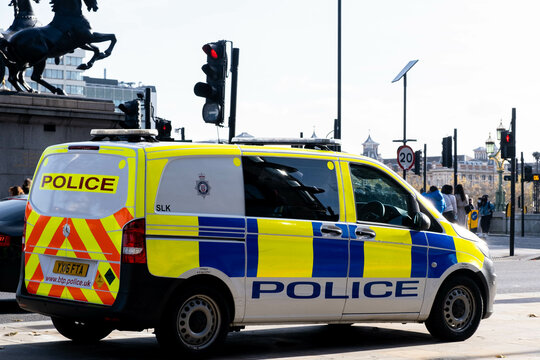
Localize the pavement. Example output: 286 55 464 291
0 233 538 359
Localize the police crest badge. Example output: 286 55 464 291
195 174 211 198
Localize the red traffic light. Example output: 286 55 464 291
203 43 219 59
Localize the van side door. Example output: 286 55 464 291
341 162 428 320
242 155 349 322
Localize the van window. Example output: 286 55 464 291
242 156 339 221
155 157 244 216
30 153 129 219
349 163 413 227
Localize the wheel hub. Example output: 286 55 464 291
443 286 474 331
177 295 220 349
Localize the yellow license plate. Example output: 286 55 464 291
53 261 89 277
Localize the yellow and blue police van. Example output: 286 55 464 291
17 129 496 356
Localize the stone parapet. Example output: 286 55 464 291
0 92 124 195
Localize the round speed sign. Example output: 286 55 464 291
397 145 415 171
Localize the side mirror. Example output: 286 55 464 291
413 212 431 231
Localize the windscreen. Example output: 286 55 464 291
30 153 129 219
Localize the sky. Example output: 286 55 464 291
2 0 540 163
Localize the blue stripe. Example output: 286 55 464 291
427 233 456 250
410 231 428 278
199 216 245 228
246 219 259 277
312 237 348 277
426 233 457 278
349 241 364 277
428 248 457 278
247 218 258 233
246 234 259 277
198 227 245 233
199 241 245 277
198 231 245 239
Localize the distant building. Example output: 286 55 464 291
358 133 509 188
83 76 157 128
362 134 382 161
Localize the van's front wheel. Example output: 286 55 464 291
425 276 483 342
156 286 230 356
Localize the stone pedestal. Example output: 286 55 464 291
0 91 124 196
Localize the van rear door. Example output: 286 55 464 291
24 145 137 306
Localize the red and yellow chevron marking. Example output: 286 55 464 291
24 203 133 306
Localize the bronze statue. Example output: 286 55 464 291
1 0 41 89
0 0 116 95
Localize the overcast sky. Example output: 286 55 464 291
2 1 540 163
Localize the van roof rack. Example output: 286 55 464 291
230 137 341 151
90 129 159 142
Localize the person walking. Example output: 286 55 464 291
454 184 470 226
479 195 495 236
441 184 457 223
423 186 446 214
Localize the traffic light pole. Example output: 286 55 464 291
228 48 239 143
509 108 516 256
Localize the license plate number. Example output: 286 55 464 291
53 261 89 277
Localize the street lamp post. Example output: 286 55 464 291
485 131 506 212
392 60 419 180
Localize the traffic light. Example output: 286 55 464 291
156 118 172 141
414 150 422 175
194 40 228 125
441 136 452 168
118 99 141 129
524 165 533 182
500 130 515 159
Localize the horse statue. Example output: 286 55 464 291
0 0 116 95
0 0 41 89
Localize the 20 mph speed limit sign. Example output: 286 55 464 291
397 145 415 171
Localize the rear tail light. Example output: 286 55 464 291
122 218 146 264
0 234 10 247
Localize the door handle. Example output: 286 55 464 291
355 227 376 239
320 224 343 237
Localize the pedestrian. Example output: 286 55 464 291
454 184 470 226
8 186 24 197
441 184 457 223
479 195 495 236
22 178 32 194
423 185 446 214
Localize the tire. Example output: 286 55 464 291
51 317 113 343
156 285 230 356
425 275 483 342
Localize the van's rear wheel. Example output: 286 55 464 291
156 286 230 356
425 276 483 342
51 317 113 343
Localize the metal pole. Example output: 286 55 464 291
337 0 341 144
228 48 239 143
510 108 516 256
403 73 407 180
423 143 427 191
144 87 151 129
521 152 525 237
454 128 458 188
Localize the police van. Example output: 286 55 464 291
17 129 496 356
